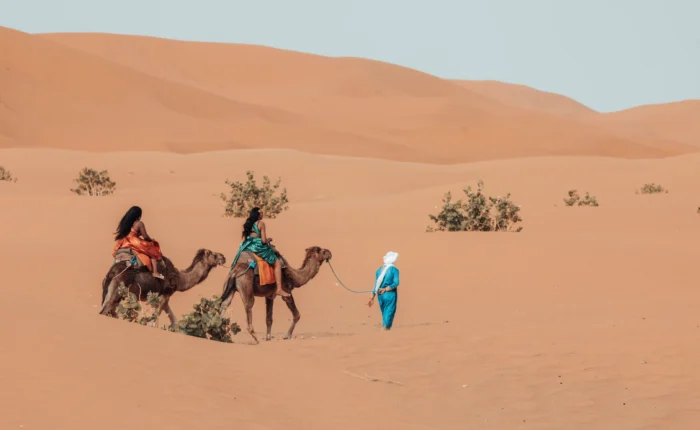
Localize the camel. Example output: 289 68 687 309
99 248 226 327
219 245 332 344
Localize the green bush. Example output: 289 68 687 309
177 296 241 343
70 168 116 196
563 190 598 207
220 170 289 218
115 284 163 326
427 180 522 232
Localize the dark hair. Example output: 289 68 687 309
242 207 261 238
115 206 142 240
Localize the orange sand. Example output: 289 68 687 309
1 25 700 430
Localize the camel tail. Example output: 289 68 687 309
101 275 109 304
221 274 237 303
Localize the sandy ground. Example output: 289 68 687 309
2 25 700 430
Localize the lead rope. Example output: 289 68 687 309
325 260 374 294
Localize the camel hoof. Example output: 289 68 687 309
265 335 272 341
283 334 291 340
249 334 259 344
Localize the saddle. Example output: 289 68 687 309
113 248 144 268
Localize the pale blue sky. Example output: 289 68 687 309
2 0 698 112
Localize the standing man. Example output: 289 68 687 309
368 251 400 330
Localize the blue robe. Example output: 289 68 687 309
374 265 399 329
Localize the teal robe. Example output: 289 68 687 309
230 223 277 268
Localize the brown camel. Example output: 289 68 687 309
100 248 226 327
219 246 332 344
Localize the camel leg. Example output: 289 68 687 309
157 296 177 328
241 294 259 344
220 295 232 315
163 302 177 328
265 297 274 341
282 295 300 340
99 278 120 316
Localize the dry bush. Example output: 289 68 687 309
220 170 289 218
427 180 522 232
70 168 116 196
177 296 241 343
0 166 17 182
115 284 163 327
637 183 668 194
563 190 599 207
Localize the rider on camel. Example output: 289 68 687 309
112 206 164 280
230 207 291 298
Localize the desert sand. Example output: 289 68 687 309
1 25 700 429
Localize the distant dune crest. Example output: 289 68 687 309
0 25 697 163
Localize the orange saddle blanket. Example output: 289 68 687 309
112 233 163 272
252 254 276 285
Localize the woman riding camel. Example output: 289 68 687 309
230 207 290 298
112 206 164 280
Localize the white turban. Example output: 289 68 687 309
383 251 399 266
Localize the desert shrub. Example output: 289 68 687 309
637 183 668 194
115 284 164 326
563 190 579 206
578 193 599 207
220 170 289 218
70 167 116 196
564 190 599 207
177 295 241 343
0 166 16 182
426 180 522 232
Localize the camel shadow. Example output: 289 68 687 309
230 330 355 345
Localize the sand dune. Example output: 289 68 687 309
453 79 700 149
2 23 700 430
1 26 315 153
600 100 700 146
0 26 691 162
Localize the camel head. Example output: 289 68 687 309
305 246 332 263
194 249 227 268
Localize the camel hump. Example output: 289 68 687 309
238 250 255 262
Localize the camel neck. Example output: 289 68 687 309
178 263 210 291
286 257 321 287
